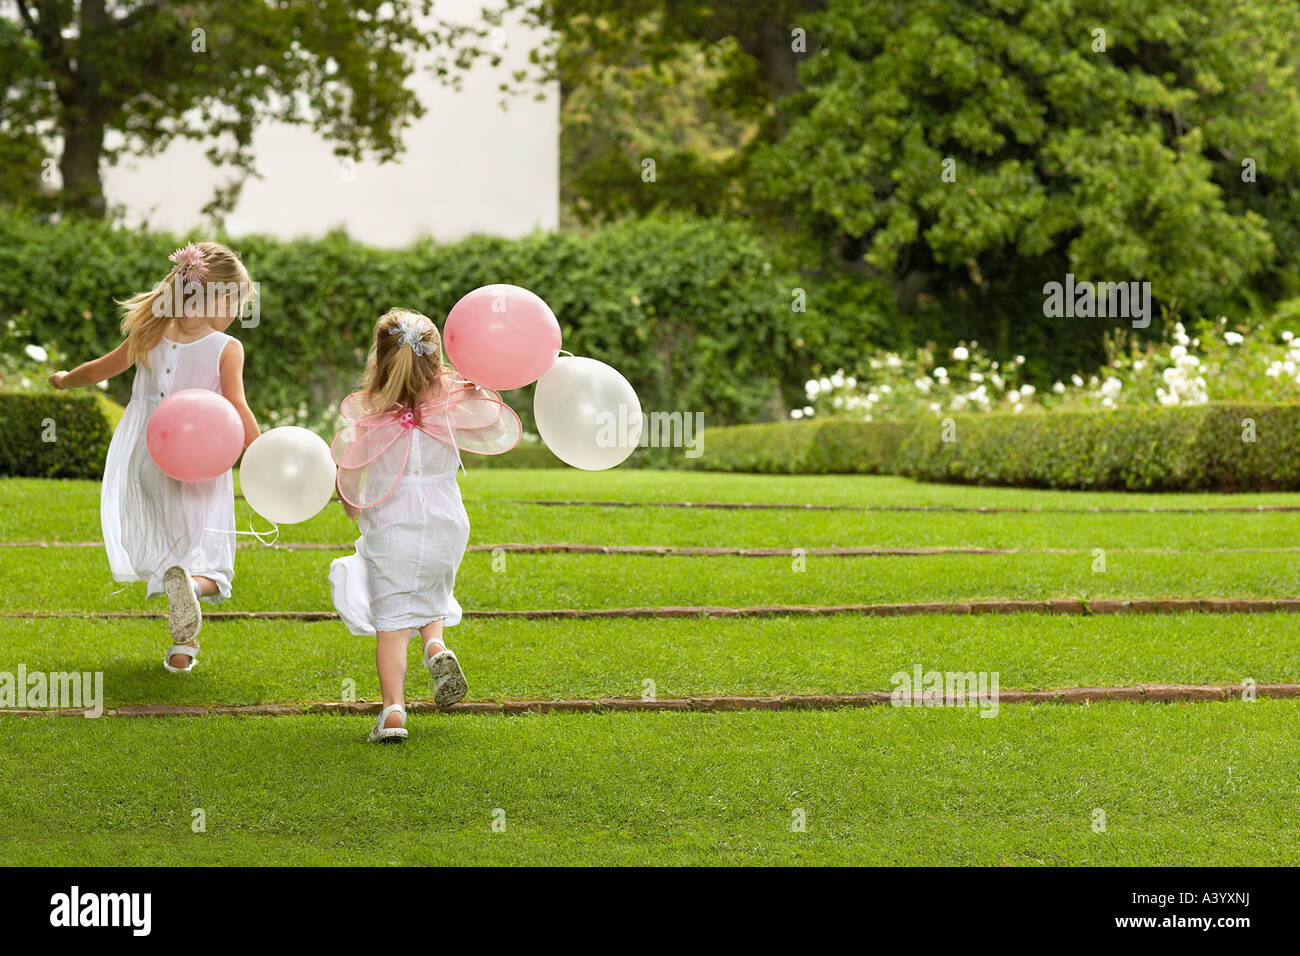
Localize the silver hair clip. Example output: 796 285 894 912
388 319 436 357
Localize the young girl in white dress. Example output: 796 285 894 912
50 242 260 672
329 308 520 742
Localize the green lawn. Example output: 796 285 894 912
3 612 1296 707
2 702 1296 866
1 470 1297 865
5 546 1300 612
7 476 1300 552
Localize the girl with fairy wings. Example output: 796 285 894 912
329 308 520 742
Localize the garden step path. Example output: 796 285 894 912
3 682 1295 719
495 497 1300 514
7 540 1300 557
5 597 1300 620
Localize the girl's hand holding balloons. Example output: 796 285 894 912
445 283 644 471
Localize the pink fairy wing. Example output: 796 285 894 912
330 399 413 508
338 392 372 424
418 384 522 455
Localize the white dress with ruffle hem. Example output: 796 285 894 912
328 382 520 636
100 332 236 601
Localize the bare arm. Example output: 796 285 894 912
218 338 261 448
337 475 360 520
49 341 132 389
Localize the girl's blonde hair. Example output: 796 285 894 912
360 308 446 420
117 241 253 368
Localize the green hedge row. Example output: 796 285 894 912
7 394 1294 490
685 403 1300 491
897 403 1300 492
463 441 564 469
678 418 913 475
0 392 113 478
0 211 884 433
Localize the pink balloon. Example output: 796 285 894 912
444 284 561 390
146 388 244 482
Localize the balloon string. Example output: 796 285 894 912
109 516 282 598
221 516 281 548
446 402 467 477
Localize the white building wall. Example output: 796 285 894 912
103 2 558 248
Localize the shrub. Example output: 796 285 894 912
0 391 112 478
463 440 564 469
896 403 1300 491
0 210 830 435
689 403 1300 491
685 418 916 475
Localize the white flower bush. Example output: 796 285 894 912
796 317 1300 421
797 341 1034 420
1 319 61 393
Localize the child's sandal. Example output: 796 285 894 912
368 703 408 743
162 565 202 644
163 642 199 673
423 640 468 708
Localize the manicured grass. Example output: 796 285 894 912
455 469 1300 510
15 499 1300 553
8 471 1300 523
3 612 1296 707
4 546 1299 613
385 504 1300 552
2 702 1297 865
5 476 1299 551
4 470 1296 867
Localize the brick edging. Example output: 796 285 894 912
499 498 1300 515
10 541 1300 558
4 598 1300 622
3 682 1296 719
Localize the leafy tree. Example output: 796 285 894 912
494 1 826 225
0 15 55 212
559 28 759 226
749 0 1300 371
3 0 451 218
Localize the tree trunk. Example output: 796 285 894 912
59 118 107 218
58 0 109 217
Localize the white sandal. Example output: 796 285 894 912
163 641 199 674
368 703 408 743
423 639 468 708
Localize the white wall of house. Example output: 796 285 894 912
103 2 558 248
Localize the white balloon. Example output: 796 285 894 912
534 356 643 471
240 426 337 524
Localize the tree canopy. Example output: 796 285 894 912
754 0 1300 312
3 0 447 217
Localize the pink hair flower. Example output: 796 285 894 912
169 242 208 283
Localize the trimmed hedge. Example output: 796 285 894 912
680 418 914 475
898 403 1300 492
464 440 564 469
685 403 1300 491
9 388 1294 491
0 392 113 478
0 210 872 433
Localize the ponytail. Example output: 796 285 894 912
361 309 446 420
118 282 174 368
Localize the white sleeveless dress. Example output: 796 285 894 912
101 332 236 602
330 427 470 635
